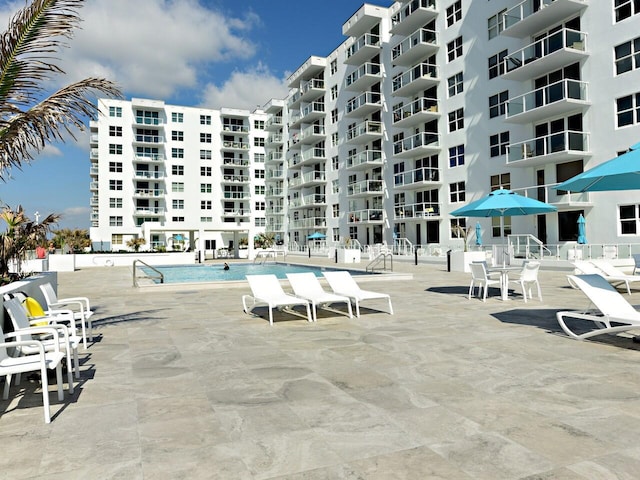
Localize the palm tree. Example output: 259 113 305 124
0 0 121 177
51 227 90 252
0 204 59 281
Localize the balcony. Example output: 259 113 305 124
343 3 387 38
345 91 382 118
290 217 327 229
90 134 98 145
300 146 325 165
346 150 384 170
512 183 591 210
300 78 325 103
222 124 249 134
392 63 439 98
90 149 98 160
346 120 383 144
134 116 164 126
390 0 437 36
502 28 588 81
133 134 163 144
393 132 440 158
299 124 325 144
90 197 98 207
288 90 302 109
393 97 439 128
135 153 165 163
345 33 381 65
90 181 98 191
345 62 382 91
299 101 325 123
265 115 283 131
289 171 326 188
90 166 98 176
502 0 588 39
221 140 249 151
505 79 590 124
222 192 251 200
222 157 249 167
133 207 165 216
134 170 165 180
290 194 327 209
133 189 164 198
507 130 590 167
394 202 441 220
288 153 301 169
347 179 384 197
392 28 438 67
347 208 384 224
393 167 441 189
266 188 284 198
287 56 326 89
267 133 284 145
222 174 250 184
267 151 284 163
222 208 251 217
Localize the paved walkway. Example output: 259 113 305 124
2 259 640 479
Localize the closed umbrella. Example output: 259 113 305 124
475 222 482 246
554 141 640 192
577 214 587 244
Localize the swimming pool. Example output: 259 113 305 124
140 262 370 284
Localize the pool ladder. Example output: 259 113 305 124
133 259 164 287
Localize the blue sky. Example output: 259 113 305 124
0 0 393 230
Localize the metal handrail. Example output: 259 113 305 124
133 259 164 287
366 253 393 272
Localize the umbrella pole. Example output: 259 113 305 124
501 215 506 267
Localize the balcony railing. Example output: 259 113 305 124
393 167 440 187
348 209 384 223
299 124 325 142
222 174 250 183
134 116 163 126
393 97 438 124
222 124 249 133
393 132 440 156
266 188 284 197
345 91 381 115
345 33 380 61
394 202 440 220
505 78 588 122
392 63 438 96
345 62 381 89
134 207 165 215
290 194 326 208
301 147 325 163
346 149 383 169
134 134 163 143
266 116 283 128
391 0 437 35
223 157 249 166
289 171 326 188
392 28 438 65
300 78 325 96
134 171 164 180
346 120 382 142
290 217 326 229
507 130 590 166
134 189 164 197
223 192 250 200
135 153 165 162
300 101 325 120
222 141 249 150
267 133 284 144
503 0 588 38
268 152 283 162
347 180 383 196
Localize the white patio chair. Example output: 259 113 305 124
557 274 640 340
286 272 353 321
573 260 640 295
0 322 65 423
508 261 542 302
242 274 312 325
322 271 393 317
633 254 640 275
468 261 501 301
40 282 94 349
4 296 80 382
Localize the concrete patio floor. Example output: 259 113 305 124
2 258 640 479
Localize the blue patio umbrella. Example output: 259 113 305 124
577 214 587 244
307 232 326 240
475 222 482 246
554 141 640 192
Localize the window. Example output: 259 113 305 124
109 144 122 155
333 204 340 217
109 106 122 117
200 217 212 223
448 108 464 132
620 204 640 234
332 155 339 170
254 120 265 129
109 216 123 227
109 161 122 172
616 92 640 127
332 132 338 147
330 59 338 75
255 201 265 211
172 112 183 123
172 199 184 210
615 38 640 75
172 165 184 176
332 179 339 194
490 173 511 191
490 131 510 157
111 234 123 244
450 218 466 239
254 169 265 179
200 149 212 160
201 183 212 193
255 185 265 195
331 85 338 100
172 216 184 222
109 126 122 137
331 108 338 123
200 166 212 176
171 130 184 141
487 9 506 39
254 137 265 147
488 50 507 79
492 216 511 237
171 148 184 159
449 145 465 167
200 115 211 125
255 218 266 227
446 1 462 27
109 179 122 191
254 153 265 163
615 0 640 22
447 36 463 62
449 181 465 203
447 72 463 97
200 200 212 210
489 90 509 118
109 197 122 208
172 182 184 192
200 133 212 143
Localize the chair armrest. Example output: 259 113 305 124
4 328 62 352
57 296 91 310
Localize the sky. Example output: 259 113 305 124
0 0 394 230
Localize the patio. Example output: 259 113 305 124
2 259 640 479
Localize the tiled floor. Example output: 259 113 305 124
2 257 640 479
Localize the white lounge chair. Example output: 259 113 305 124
469 261 501 301
242 274 312 325
286 272 353 321
573 260 639 295
557 274 640 340
508 261 542 302
322 271 393 317
40 282 94 349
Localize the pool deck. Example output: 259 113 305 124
3 258 640 479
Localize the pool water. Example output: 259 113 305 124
141 262 369 284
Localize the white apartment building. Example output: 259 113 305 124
92 1 640 254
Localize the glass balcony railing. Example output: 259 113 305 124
392 63 438 93
348 180 383 196
345 91 381 114
393 132 440 155
346 33 380 60
392 28 438 61
348 209 384 223
345 62 381 88
507 130 590 164
346 150 383 169
391 0 437 29
394 202 440 219
134 116 163 126
135 134 163 143
503 0 588 36
393 167 440 186
346 121 383 141
393 97 438 123
134 171 164 179
506 78 588 120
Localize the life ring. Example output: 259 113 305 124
104 259 114 267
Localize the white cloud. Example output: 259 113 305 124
200 63 289 110
58 206 91 230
